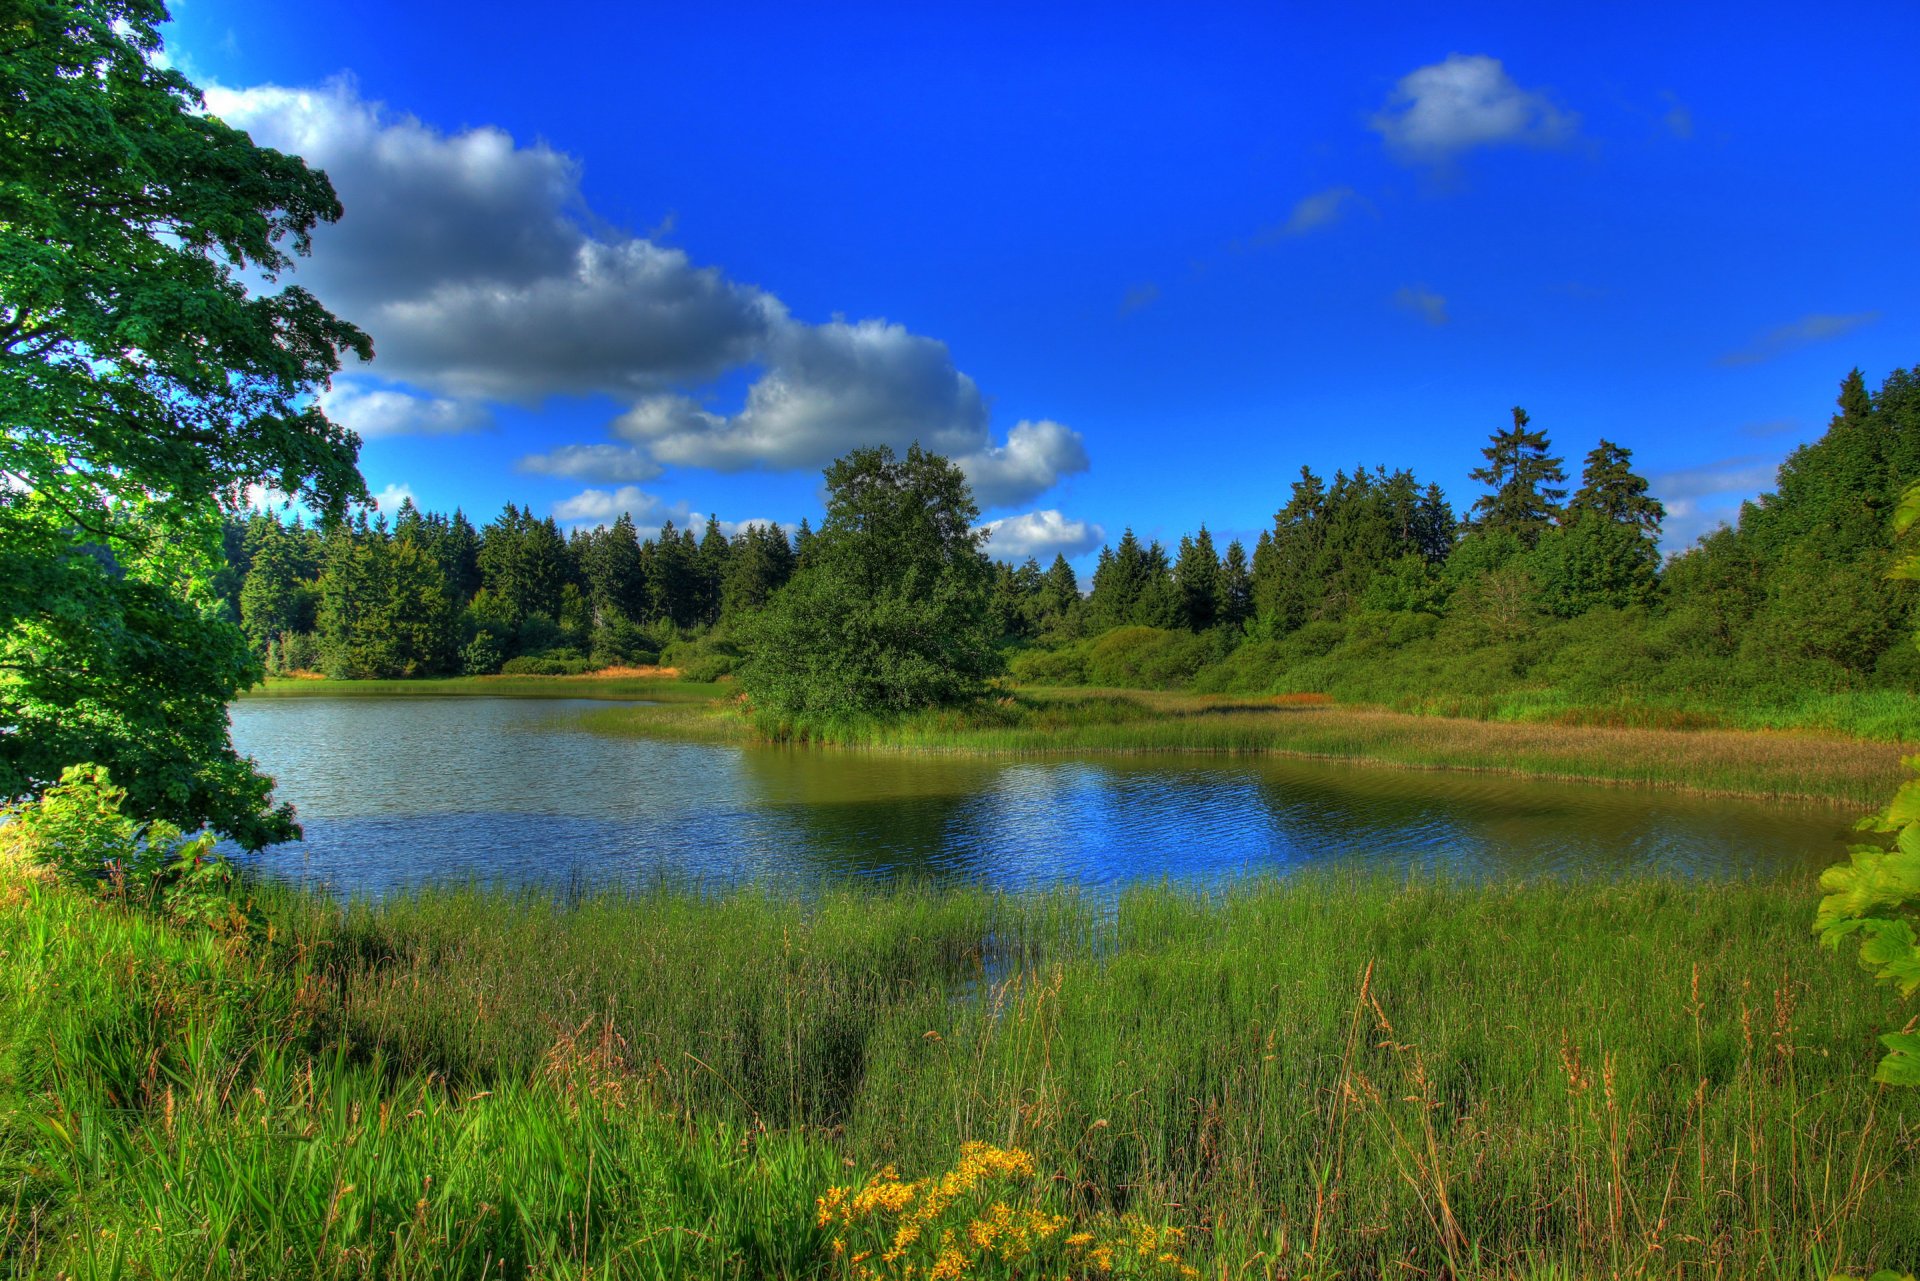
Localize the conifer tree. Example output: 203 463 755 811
1173 526 1222 631
1217 539 1254 630
1468 407 1567 546
1568 439 1664 535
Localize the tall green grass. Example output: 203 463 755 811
5 873 1917 1277
243 673 727 702
617 688 1907 807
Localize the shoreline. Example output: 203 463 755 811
242 674 1909 807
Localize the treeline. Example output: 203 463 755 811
994 366 1920 722
224 364 1920 723
221 505 812 680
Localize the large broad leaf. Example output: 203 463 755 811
1874 1033 1920 1087
1893 483 1920 535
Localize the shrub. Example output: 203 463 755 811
1009 645 1089 686
1081 627 1216 689
500 649 593 676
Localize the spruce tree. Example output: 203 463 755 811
1172 526 1221 631
1568 439 1664 535
1217 539 1254 631
1468 407 1567 546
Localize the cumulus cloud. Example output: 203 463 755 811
959 420 1091 510
1650 454 1782 548
1280 185 1359 236
551 485 673 528
211 78 1087 506
368 482 419 515
611 320 1088 508
317 377 488 438
1372 54 1576 160
1393 285 1450 326
977 509 1106 561
517 443 663 483
546 486 780 540
1717 312 1881 367
207 79 780 402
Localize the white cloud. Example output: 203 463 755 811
368 482 419 515
209 78 1089 507
1281 186 1358 236
977 509 1105 561
1372 54 1576 160
517 443 663 483
1717 312 1881 368
317 377 488 438
1650 454 1782 549
1393 284 1450 326
547 487 783 542
551 485 672 528
958 420 1090 510
206 79 780 402
610 321 1089 507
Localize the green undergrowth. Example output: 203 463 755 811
4 872 1919 1277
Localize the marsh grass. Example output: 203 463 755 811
6 873 1917 1277
245 673 728 702
593 686 1908 807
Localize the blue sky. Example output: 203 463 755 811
166 1 1916 570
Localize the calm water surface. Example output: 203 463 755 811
229 696 1851 897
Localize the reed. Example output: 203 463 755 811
600 687 1908 807
5 872 1916 1277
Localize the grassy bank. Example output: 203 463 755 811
577 687 1909 808
239 672 1913 805
5 872 1917 1278
244 672 727 702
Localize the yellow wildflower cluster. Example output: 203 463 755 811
817 1142 1198 1280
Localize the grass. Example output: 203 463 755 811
577 686 1911 808
243 672 728 703
5 871 1918 1278
240 670 1914 806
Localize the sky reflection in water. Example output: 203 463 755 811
228 697 1850 899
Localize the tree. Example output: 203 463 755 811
1568 439 1664 535
1217 540 1254 631
1172 526 1221 631
1468 407 1566 546
738 445 1002 719
1 0 370 847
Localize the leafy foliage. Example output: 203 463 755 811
739 445 1002 721
1815 479 1920 1087
1 0 369 843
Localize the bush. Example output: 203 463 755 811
500 649 593 676
589 615 657 668
1008 645 1089 686
1081 626 1217 689
461 630 505 676
679 653 736 683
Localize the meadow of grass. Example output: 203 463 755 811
5 871 1917 1278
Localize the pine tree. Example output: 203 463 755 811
1217 539 1253 630
1568 439 1664 535
1468 407 1567 546
1172 526 1221 631
697 516 731 626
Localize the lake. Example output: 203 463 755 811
228 696 1853 898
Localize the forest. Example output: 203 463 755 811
224 364 1920 730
